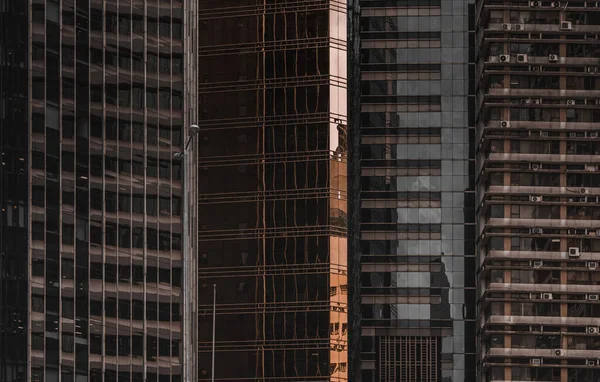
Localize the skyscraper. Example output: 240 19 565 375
195 0 349 380
476 2 600 381
357 0 477 380
0 0 193 381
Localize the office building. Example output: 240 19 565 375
0 0 194 381
195 0 349 380
357 0 477 380
476 1 600 381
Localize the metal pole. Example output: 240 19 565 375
182 150 190 382
212 283 217 382
177 124 198 382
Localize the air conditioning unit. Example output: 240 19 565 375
541 293 553 300
587 359 597 366
587 326 599 334
501 120 511 128
554 349 564 357
531 227 544 234
502 23 512 30
531 195 543 202
588 66 598 73
533 260 543 268
588 294 599 301
586 164 596 172
552 1 561 6
532 98 542 104
521 98 532 104
579 197 588 202
590 132 598 138
580 187 590 195
531 65 542 72
549 54 559 62
566 99 576 106
569 247 580 257
531 358 542 366
530 163 542 170
540 131 549 138
499 54 511 63
570 132 578 138
515 24 525 31
530 0 540 6
561 21 573 30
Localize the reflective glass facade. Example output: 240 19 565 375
196 0 349 379
1 0 190 380
0 1 29 380
357 0 477 380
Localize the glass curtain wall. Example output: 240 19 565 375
358 0 477 380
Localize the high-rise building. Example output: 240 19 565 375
0 0 194 381
476 2 600 381
357 0 477 380
195 0 349 380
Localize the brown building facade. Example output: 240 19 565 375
476 1 600 381
1 0 194 381
196 0 349 380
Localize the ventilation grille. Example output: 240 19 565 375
378 336 439 382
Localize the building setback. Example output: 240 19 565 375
0 0 194 381
195 0 349 379
476 1 600 381
357 0 477 379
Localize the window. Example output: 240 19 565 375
62 333 74 353
61 258 74 280
32 259 44 277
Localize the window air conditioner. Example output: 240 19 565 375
499 54 511 63
587 359 597 366
588 294 599 301
566 99 576 106
515 24 525 31
532 98 542 104
531 358 542 365
540 131 549 138
569 132 578 138
552 1 561 6
533 260 543 268
561 21 573 30
531 227 543 234
587 327 599 334
500 120 510 128
541 293 553 300
531 195 543 202
548 54 559 62
580 187 590 195
590 132 598 138
502 23 512 30
553 349 564 357
530 163 542 170
588 67 598 73
530 0 540 6
569 247 580 257
531 65 542 71
588 262 598 269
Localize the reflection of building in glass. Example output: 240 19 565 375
0 1 191 380
477 3 600 381
196 0 348 380
357 0 477 380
